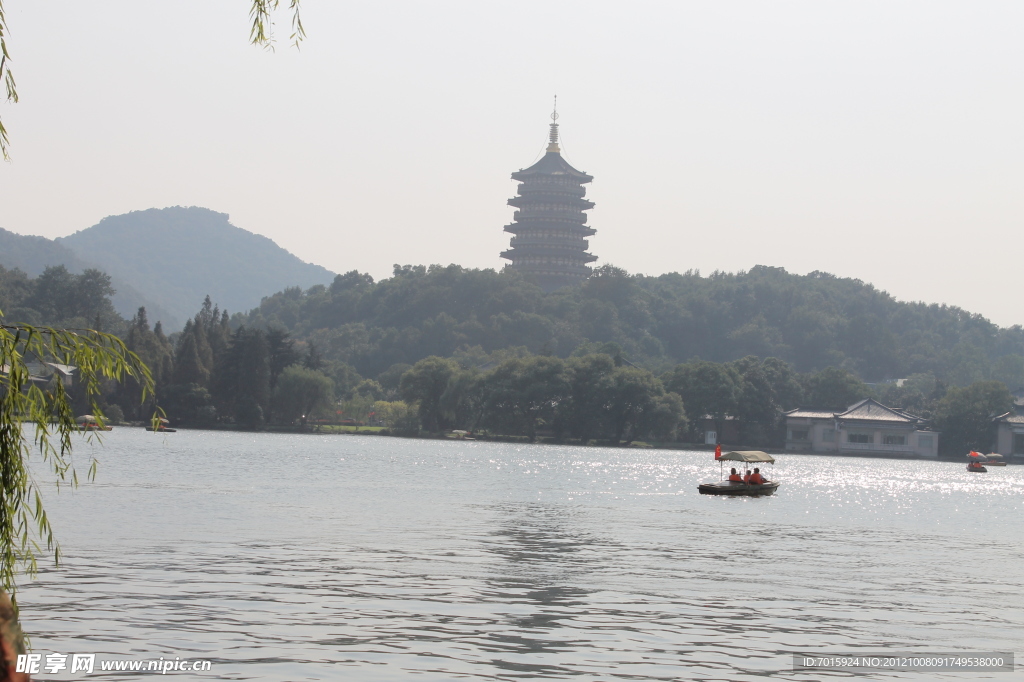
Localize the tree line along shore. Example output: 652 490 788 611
1 263 1020 457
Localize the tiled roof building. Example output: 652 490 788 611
992 388 1024 460
784 398 938 458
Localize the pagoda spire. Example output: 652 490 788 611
547 96 560 153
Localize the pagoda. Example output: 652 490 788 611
501 102 597 291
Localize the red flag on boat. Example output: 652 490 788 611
714 444 721 460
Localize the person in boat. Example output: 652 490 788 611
742 469 752 483
749 468 766 485
728 468 743 482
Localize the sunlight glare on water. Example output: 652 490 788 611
19 429 1024 680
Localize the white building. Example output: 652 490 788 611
784 398 939 458
24 361 76 388
992 390 1024 461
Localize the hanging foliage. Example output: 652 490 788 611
0 318 155 597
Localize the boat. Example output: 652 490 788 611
966 451 988 473
146 417 176 433
75 414 112 431
984 454 1007 467
698 450 781 496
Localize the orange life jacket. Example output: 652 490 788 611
749 473 764 484
728 473 742 482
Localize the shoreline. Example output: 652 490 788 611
113 422 1000 463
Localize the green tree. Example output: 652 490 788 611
662 360 741 439
25 266 75 322
377 363 412 397
730 357 777 428
437 370 484 430
934 381 1013 456
171 299 231 392
190 314 215 378
992 355 1024 390
0 318 154 596
304 341 325 371
0 266 32 317
802 367 870 411
119 307 174 419
124 308 173 384
605 366 670 445
400 357 460 432
25 266 119 327
946 342 989 387
329 362 363 400
173 321 209 387
759 357 804 410
352 379 385 401
236 395 265 429
339 393 376 424
160 383 216 425
479 356 567 441
875 373 938 418
373 400 420 435
213 327 271 425
729 356 803 445
267 327 299 392
561 354 616 443
273 365 334 427
639 391 687 442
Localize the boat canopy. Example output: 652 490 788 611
986 453 1004 459
718 451 776 464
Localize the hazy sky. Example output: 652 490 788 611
2 1 1022 326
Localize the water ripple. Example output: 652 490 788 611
17 430 1024 680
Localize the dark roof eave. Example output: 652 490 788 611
511 152 593 182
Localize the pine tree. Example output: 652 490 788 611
267 328 299 391
213 326 271 425
304 341 325 371
174 321 211 387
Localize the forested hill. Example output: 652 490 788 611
0 227 90 274
56 207 335 325
0 226 178 326
238 264 1024 387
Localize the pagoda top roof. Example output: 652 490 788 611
512 151 592 183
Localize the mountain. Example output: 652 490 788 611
0 227 91 274
0 226 179 327
56 207 336 324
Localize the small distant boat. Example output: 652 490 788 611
146 417 176 433
984 454 1007 467
967 451 988 473
699 450 781 496
75 415 112 431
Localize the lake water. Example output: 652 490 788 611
18 429 1024 680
